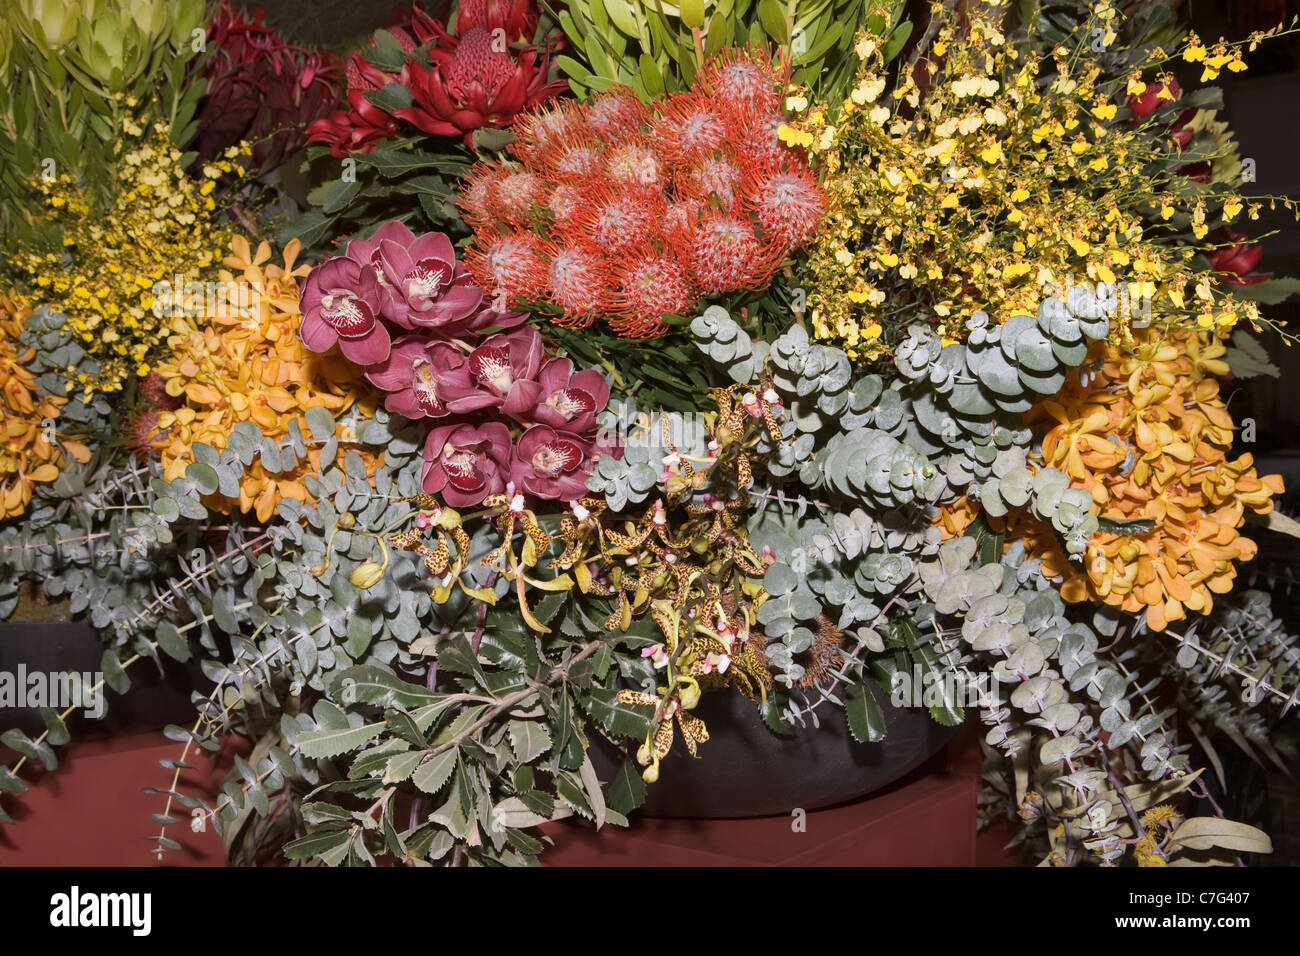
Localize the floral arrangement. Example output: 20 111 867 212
1 0 1299 871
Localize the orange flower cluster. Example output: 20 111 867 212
0 292 91 518
151 238 377 521
1011 328 1282 631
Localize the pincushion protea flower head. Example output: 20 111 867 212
459 44 825 337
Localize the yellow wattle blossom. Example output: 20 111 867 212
151 237 378 523
0 292 91 519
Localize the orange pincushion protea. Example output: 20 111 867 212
459 46 824 337
152 237 379 522
941 328 1283 631
0 292 91 518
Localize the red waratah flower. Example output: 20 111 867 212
748 168 825 246
463 326 545 417
530 356 610 434
466 231 549 302
511 425 594 500
393 25 567 146
421 421 512 506
364 337 472 419
306 53 401 157
461 0 541 42
376 230 486 330
299 257 391 366
610 254 697 336
197 1 340 173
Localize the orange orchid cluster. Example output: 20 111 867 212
150 237 377 521
1011 328 1282 631
0 292 91 519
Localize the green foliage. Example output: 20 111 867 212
0 0 208 245
552 0 909 102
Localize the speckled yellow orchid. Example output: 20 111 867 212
151 237 377 522
0 292 91 518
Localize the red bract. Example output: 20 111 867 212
306 52 401 157
459 45 825 337
455 0 541 43
1127 78 1181 121
197 1 341 173
394 25 567 146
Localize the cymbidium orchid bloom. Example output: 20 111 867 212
421 421 513 506
300 224 611 506
373 228 485 329
299 256 390 365
464 326 545 417
530 356 609 434
364 337 471 420
510 425 594 500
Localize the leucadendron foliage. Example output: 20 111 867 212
0 0 207 245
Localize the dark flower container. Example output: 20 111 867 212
590 682 959 818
